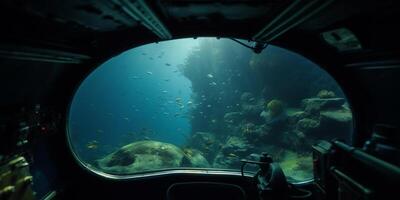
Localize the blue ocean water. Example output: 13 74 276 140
69 39 199 160
68 38 351 181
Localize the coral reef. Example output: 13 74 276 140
181 148 210 168
302 97 346 113
96 88 352 181
266 99 284 118
186 132 220 161
174 40 352 181
193 91 350 180
297 118 320 133
240 92 264 120
317 89 336 98
96 140 209 174
213 136 254 169
224 112 243 124
97 140 184 174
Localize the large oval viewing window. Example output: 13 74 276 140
68 38 353 182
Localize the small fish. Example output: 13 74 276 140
141 53 147 55
86 140 99 149
87 144 97 149
228 153 238 157
96 129 104 134
211 119 217 123
162 90 168 93
207 74 214 78
187 101 193 105
205 139 214 145
123 117 129 121
209 82 217 86
146 71 153 75
165 63 171 66
164 79 170 82
207 104 212 108
143 136 151 140
131 76 140 79
149 57 154 60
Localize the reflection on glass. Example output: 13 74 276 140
68 38 353 182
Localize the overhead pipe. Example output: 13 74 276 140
253 0 334 42
0 46 90 64
112 0 172 40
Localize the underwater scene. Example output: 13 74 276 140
68 38 353 182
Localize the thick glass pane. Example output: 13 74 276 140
68 38 353 182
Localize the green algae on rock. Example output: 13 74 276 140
96 140 184 174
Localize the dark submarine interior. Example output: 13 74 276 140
0 0 400 200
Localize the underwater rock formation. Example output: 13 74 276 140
287 110 307 125
97 140 184 174
213 136 254 169
260 99 288 132
319 109 353 140
239 122 270 144
291 92 352 141
277 150 313 182
224 112 243 124
266 99 284 118
317 89 336 99
240 92 255 103
240 92 264 120
320 109 352 122
302 97 346 113
181 148 210 168
187 132 219 161
296 118 320 133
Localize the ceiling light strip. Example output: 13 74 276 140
0 48 90 64
266 0 334 42
114 0 172 40
253 0 334 42
252 0 302 40
258 0 319 41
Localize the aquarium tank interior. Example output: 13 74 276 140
68 38 353 182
